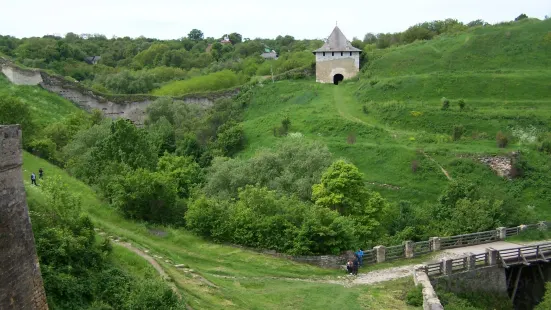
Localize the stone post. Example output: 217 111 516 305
430 237 441 251
467 253 476 270
496 227 507 240
486 247 498 266
442 259 453 276
404 241 414 258
538 221 548 231
519 224 528 232
374 245 386 263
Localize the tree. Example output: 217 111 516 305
228 32 243 44
111 168 182 225
467 19 487 27
536 282 551 309
312 160 370 215
0 96 36 144
157 152 202 198
515 14 528 21
363 33 377 44
188 29 204 41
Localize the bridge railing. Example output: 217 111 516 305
440 230 498 250
424 242 551 277
366 221 549 265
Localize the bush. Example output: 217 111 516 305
411 160 419 173
186 186 357 255
362 105 369 114
347 132 356 144
538 139 551 154
110 169 184 225
28 138 59 163
453 125 465 141
441 97 450 110
457 99 466 110
406 285 423 307
496 131 509 148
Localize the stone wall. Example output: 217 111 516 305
0 125 48 310
315 52 360 83
430 266 508 296
413 266 444 310
0 59 237 126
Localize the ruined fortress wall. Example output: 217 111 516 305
0 59 234 126
0 125 48 310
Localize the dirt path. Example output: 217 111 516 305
114 241 182 297
420 150 452 180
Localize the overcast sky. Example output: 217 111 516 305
2 0 550 40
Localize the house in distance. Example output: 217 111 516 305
313 26 361 84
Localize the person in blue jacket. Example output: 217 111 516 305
355 248 364 267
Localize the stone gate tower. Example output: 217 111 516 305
0 125 48 309
313 26 361 84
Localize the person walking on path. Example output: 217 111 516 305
355 248 364 267
39 168 43 179
31 172 37 186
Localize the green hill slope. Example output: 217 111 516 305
0 74 80 126
23 152 417 310
241 19 551 214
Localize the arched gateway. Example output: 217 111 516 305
313 26 361 84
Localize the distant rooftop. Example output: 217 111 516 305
313 26 361 53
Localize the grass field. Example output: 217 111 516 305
0 74 80 126
241 19 551 215
23 152 418 309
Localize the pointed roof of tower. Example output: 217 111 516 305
313 26 362 53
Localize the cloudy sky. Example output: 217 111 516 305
2 0 550 40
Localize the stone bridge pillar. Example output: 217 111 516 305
497 227 507 240
0 125 48 309
486 247 498 266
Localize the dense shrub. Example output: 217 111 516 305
29 177 183 309
186 186 357 255
496 131 509 148
204 141 332 201
441 97 450 110
457 99 466 110
406 285 423 306
0 95 36 144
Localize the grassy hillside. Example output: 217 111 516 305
23 152 418 309
241 19 551 216
0 74 80 126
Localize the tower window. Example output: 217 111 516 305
350 52 352 56
340 52 343 56
332 52 334 56
323 52 325 56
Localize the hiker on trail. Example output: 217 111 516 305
39 168 43 179
346 260 354 274
356 248 364 267
352 257 359 275
31 172 37 186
